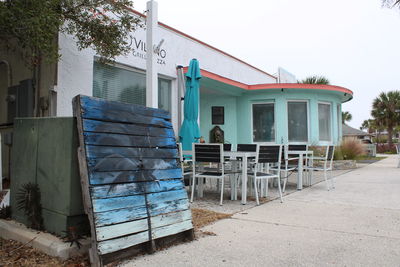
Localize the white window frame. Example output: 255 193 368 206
287 100 310 144
251 101 276 144
318 101 333 143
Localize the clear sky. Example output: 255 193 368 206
133 0 400 129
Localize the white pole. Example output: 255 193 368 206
146 0 158 108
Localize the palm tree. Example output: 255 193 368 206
382 0 400 8
371 91 400 145
300 75 330 85
342 111 352 123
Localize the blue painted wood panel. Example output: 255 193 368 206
74 95 193 261
88 168 183 185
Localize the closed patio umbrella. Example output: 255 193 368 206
179 59 201 151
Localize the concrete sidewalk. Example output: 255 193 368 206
122 155 400 266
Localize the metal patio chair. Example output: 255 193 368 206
248 144 283 205
178 143 192 186
304 145 335 190
270 145 298 192
190 143 233 205
396 144 400 168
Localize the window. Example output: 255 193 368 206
287 101 308 142
158 78 171 111
319 102 332 142
93 61 171 111
252 103 275 142
212 106 224 125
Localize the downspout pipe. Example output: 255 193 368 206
0 60 13 87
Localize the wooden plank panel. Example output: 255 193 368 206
92 195 146 213
97 230 150 255
86 146 179 160
96 218 149 242
96 209 192 242
84 132 176 148
74 95 193 265
94 206 148 227
83 119 175 137
152 220 193 240
147 189 188 205
88 157 179 172
149 199 190 217
89 168 183 185
80 95 171 120
150 209 192 229
82 107 172 128
90 180 184 199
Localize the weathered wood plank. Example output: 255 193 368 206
96 218 149 242
151 209 192 229
149 198 190 217
86 145 179 159
152 220 193 239
92 195 146 213
94 206 148 227
92 189 188 213
97 230 150 255
83 119 175 137
88 157 179 172
90 179 184 199
96 209 192 242
83 132 176 148
88 168 183 185
88 157 180 172
80 95 171 120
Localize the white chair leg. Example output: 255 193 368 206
277 177 283 203
324 170 330 191
190 175 196 203
265 179 269 197
282 170 288 192
330 169 335 189
219 177 224 206
254 178 260 205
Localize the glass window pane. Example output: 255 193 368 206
158 78 171 112
288 102 308 142
93 62 146 105
253 103 275 142
319 103 331 141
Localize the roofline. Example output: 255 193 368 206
128 8 277 80
184 67 353 103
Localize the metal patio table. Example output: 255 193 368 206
183 149 257 204
287 150 313 190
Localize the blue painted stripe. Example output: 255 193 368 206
88 168 183 185
85 145 179 159
90 179 185 199
80 95 171 120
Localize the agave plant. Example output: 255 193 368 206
16 183 44 230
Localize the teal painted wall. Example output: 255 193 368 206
200 91 238 143
201 88 344 145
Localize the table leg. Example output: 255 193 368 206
241 156 247 204
298 154 303 190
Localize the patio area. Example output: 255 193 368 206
189 166 355 215
122 154 400 266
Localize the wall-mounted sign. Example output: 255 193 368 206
132 37 167 65
212 106 224 125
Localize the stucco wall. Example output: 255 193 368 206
200 91 237 143
200 88 343 145
56 23 276 122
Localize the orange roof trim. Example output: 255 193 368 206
183 67 353 98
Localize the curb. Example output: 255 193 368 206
0 219 90 260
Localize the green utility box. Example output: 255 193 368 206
10 117 88 235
